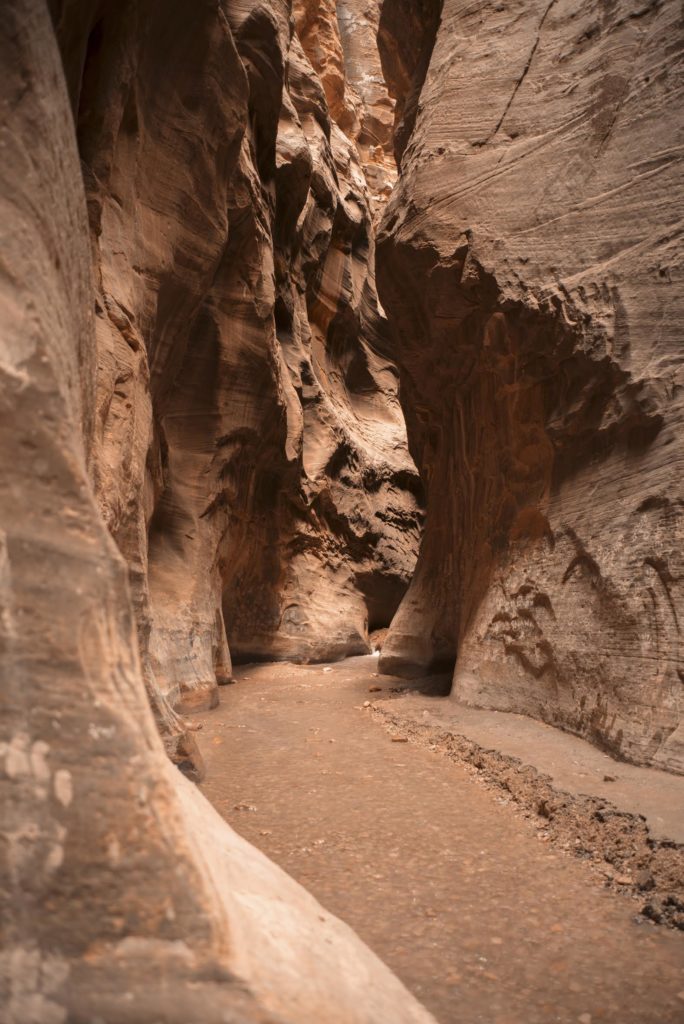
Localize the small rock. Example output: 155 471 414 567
323 667 332 673
636 869 655 891
363 700 371 708
391 736 409 743
603 774 617 782
537 798 554 819
641 903 663 924
614 874 632 885
233 802 257 812
368 686 382 692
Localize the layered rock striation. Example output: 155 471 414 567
3 1 683 1019
0 2 434 1021
377 0 684 773
47 0 421 761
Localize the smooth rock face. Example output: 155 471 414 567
377 0 684 772
0 3 435 1022
47 0 420 740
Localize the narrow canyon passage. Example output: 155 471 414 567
3 0 683 1020
197 658 684 1024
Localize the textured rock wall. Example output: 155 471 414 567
294 0 396 210
0 2 435 1021
47 0 420 755
377 0 684 773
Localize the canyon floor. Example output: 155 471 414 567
197 656 684 1024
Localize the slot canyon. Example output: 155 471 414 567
1 0 683 1021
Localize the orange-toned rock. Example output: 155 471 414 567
48 0 420 740
295 0 397 213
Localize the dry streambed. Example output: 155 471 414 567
371 692 684 931
196 656 684 1024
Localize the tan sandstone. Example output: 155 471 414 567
0 2 435 1021
377 0 684 773
47 0 422 775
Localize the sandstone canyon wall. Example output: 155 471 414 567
48 0 421 762
0 2 435 1021
2 0 683 1018
377 0 684 773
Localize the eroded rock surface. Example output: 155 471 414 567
0 3 434 1021
47 0 420 752
294 0 397 212
377 0 684 773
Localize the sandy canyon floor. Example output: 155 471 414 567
197 657 684 1024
